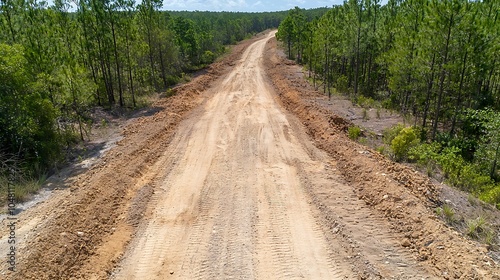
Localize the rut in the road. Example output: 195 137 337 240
113 33 433 279
114 32 344 279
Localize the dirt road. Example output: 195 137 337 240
112 32 432 279
2 31 499 279
113 31 342 279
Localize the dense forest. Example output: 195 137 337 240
277 1 500 207
0 1 281 174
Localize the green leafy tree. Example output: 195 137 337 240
475 109 500 180
0 44 61 170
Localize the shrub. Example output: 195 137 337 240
391 127 419 161
408 142 441 165
479 185 500 209
335 75 348 93
436 146 464 179
376 146 385 154
456 164 493 193
348 126 362 140
355 95 377 108
201 50 216 65
383 124 404 146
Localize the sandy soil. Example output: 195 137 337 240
264 36 500 279
1 31 499 280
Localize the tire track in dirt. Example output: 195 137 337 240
0 33 261 280
264 35 500 279
112 32 349 279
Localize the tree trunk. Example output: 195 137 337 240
450 48 468 136
111 18 124 107
422 53 436 139
431 13 454 141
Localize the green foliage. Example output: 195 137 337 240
434 147 492 192
436 147 465 181
276 7 309 61
466 216 492 242
479 186 500 209
409 141 496 196
408 142 440 175
0 43 62 170
278 0 500 166
201 50 216 65
348 126 362 140
473 109 500 180
355 96 377 109
12 179 41 203
335 75 349 93
383 124 404 146
390 127 419 161
376 146 385 154
0 3 287 177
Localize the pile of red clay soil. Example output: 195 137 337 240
264 37 499 279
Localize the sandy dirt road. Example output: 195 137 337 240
111 32 432 279
113 31 342 279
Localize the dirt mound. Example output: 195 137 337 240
264 37 500 279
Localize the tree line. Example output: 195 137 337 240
0 1 307 177
277 2 500 207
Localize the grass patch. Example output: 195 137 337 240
436 204 456 225
376 146 385 154
12 180 41 202
463 216 498 247
0 175 44 205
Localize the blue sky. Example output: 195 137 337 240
162 0 346 12
50 0 388 13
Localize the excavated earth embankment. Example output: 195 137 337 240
263 36 499 279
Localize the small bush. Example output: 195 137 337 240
355 95 377 108
201 50 216 64
391 127 420 161
408 142 440 165
479 185 500 209
348 126 362 140
13 180 41 203
383 124 405 146
335 75 348 93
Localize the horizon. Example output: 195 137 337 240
49 0 389 13
162 0 341 12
